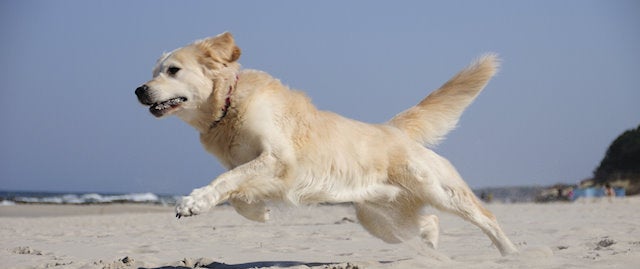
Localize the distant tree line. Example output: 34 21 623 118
593 125 640 195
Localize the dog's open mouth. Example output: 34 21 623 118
149 97 187 117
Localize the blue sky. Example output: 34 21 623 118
1 1 638 194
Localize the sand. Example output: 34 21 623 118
1 198 639 269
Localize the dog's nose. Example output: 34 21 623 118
135 85 153 105
135 85 149 97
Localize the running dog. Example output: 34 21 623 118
135 32 517 256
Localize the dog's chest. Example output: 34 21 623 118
200 127 261 169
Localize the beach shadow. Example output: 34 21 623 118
143 260 339 269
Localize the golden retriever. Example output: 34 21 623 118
135 32 517 256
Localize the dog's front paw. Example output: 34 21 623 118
175 196 203 218
176 187 216 218
176 186 217 218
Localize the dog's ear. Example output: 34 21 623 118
197 32 241 63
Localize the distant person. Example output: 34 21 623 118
557 188 563 201
567 187 574 201
480 192 493 203
604 183 615 202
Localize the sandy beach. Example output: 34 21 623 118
1 198 639 269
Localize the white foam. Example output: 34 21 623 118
0 200 16 206
11 192 163 204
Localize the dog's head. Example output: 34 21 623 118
135 32 241 121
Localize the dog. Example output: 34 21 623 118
135 32 518 256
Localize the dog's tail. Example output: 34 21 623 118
388 54 499 147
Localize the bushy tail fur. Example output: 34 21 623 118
388 54 500 147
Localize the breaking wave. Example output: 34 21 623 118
0 191 180 206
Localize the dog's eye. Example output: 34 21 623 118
167 66 181 76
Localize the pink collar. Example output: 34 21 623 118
211 75 239 128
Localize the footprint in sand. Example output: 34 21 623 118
11 246 43 255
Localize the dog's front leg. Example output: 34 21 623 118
176 153 279 218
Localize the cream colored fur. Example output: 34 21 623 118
136 32 518 256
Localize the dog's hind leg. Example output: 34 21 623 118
356 202 440 249
426 183 518 256
355 201 422 244
409 149 517 256
419 214 440 249
229 198 270 222
355 203 402 244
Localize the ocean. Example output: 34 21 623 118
0 186 544 207
0 190 181 206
